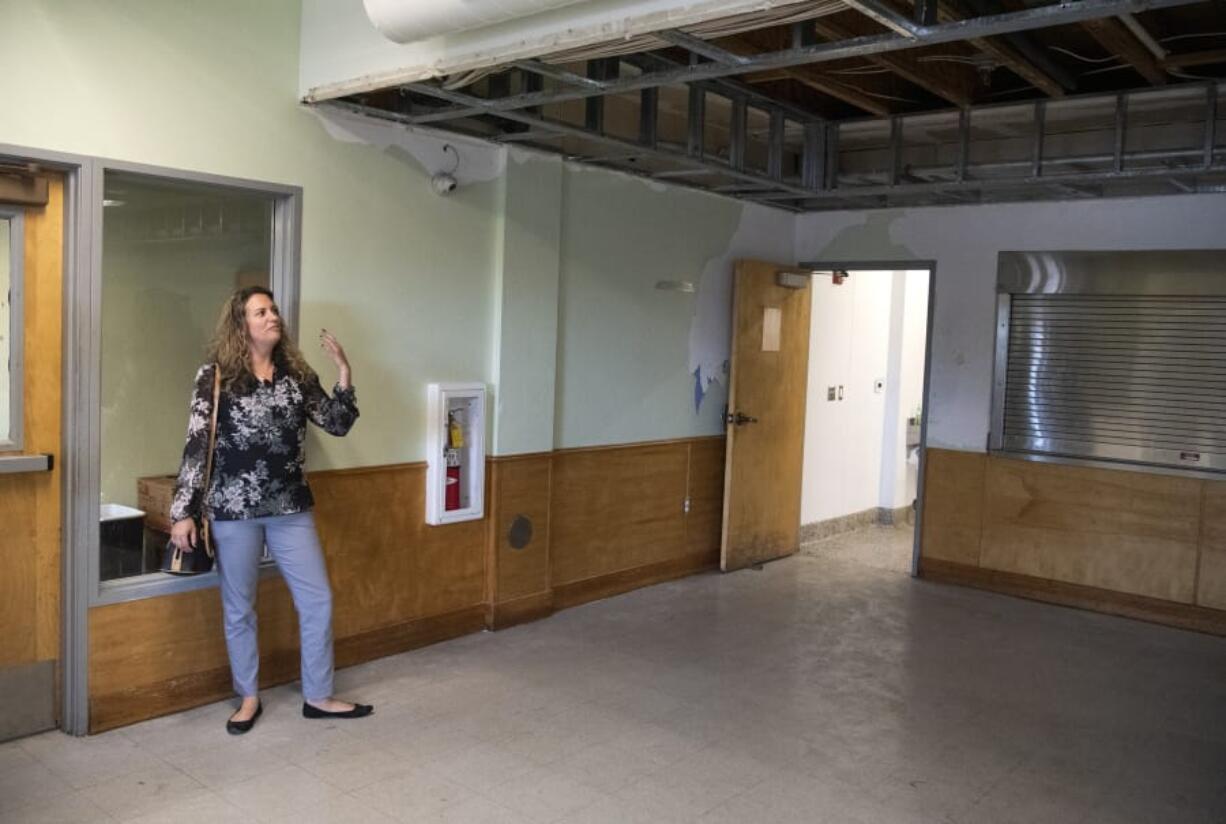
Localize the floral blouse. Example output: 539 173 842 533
170 362 359 523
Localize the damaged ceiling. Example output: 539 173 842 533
306 0 1226 211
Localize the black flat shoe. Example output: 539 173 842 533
302 701 373 719
226 701 262 735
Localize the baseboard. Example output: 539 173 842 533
877 505 914 527
335 605 488 667
552 551 718 611
89 605 487 733
89 649 301 734
919 558 1226 638
487 591 555 630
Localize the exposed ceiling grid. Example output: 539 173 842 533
312 0 1226 211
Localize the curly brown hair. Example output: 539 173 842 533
206 286 315 392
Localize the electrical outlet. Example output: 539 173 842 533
827 386 836 401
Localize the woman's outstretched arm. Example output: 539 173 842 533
304 329 359 436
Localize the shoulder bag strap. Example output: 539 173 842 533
201 365 222 557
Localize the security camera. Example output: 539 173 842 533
431 143 460 196
431 172 457 196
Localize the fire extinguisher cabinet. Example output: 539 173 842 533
426 382 486 526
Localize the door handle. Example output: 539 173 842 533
725 411 758 426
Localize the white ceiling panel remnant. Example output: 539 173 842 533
300 0 818 102
363 0 593 44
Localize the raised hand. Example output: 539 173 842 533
320 329 351 389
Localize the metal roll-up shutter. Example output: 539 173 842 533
1001 294 1226 473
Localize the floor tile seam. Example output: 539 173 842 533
611 760 760 814
456 781 571 824
120 791 250 824
42 745 191 793
482 775 615 824
88 783 218 824
291 754 419 794
0 791 123 824
0 784 99 819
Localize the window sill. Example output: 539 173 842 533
92 559 280 607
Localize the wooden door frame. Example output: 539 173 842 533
795 259 937 577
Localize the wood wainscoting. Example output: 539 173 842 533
550 437 723 610
486 436 724 627
919 448 1226 636
89 436 725 731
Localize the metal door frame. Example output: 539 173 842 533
795 259 937 577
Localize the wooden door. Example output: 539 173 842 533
0 174 63 741
720 259 811 572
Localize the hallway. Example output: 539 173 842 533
3 542 1224 823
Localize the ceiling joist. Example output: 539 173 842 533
809 13 977 106
1080 16 1168 85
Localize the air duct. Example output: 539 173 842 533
363 0 592 43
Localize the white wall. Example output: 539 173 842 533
801 269 928 525
794 196 1226 455
554 167 793 449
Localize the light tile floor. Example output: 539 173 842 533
3 530 1225 823
800 523 916 574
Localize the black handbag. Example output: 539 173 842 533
161 366 221 575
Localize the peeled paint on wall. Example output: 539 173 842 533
815 212 917 261
554 167 748 447
310 105 506 186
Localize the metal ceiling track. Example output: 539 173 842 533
322 0 1222 211
393 0 1203 126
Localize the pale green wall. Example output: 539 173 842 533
0 0 501 468
555 169 743 448
491 151 563 456
0 219 9 442
99 217 266 507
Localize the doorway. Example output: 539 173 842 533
799 266 933 575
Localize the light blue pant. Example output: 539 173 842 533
211 511 334 701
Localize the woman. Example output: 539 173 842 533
169 286 372 734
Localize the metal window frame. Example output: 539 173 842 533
989 249 1226 479
0 205 25 453
89 159 302 608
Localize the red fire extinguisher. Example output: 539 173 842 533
445 452 461 511
445 411 464 511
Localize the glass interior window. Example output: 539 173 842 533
100 172 274 582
